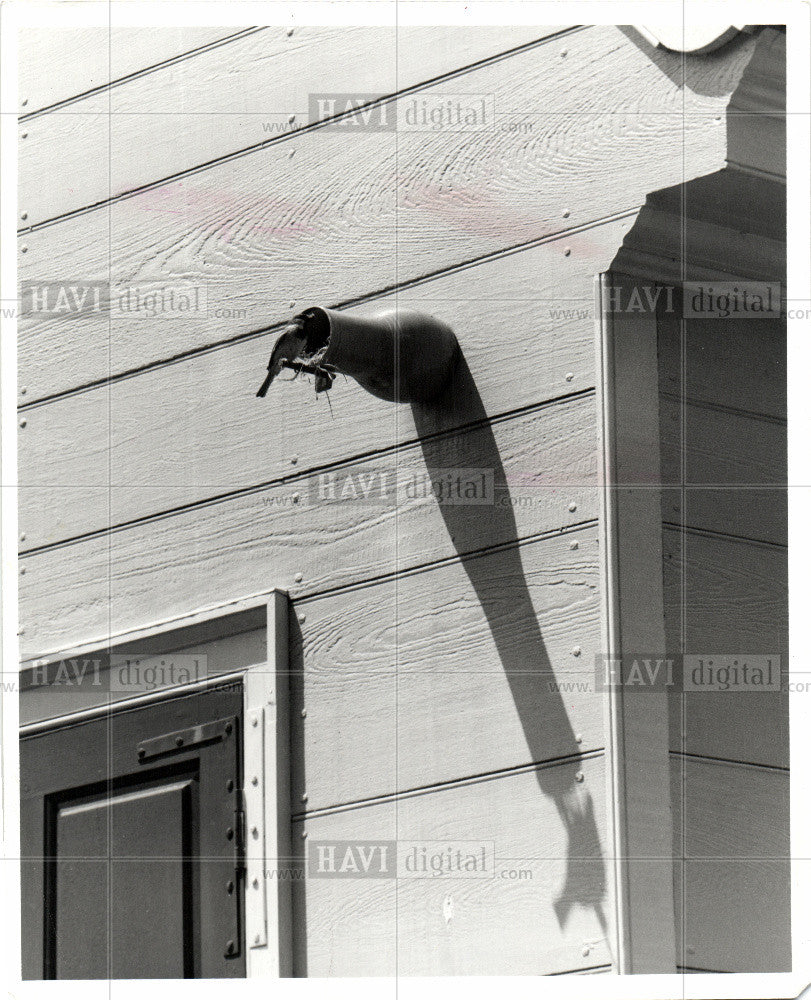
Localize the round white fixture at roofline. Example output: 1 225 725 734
634 24 754 54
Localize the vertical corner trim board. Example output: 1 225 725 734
596 272 676 973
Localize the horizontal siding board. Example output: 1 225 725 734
659 398 787 546
662 486 787 548
19 219 625 548
17 27 753 402
671 755 790 972
20 26 568 225
18 395 598 658
18 27 242 114
291 528 601 810
663 528 788 767
659 398 786 486
292 756 610 975
658 314 786 420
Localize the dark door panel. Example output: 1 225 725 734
21 683 245 979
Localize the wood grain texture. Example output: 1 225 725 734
662 528 788 768
18 393 598 658
17 25 753 402
20 25 567 225
18 27 245 114
670 755 790 972
291 755 611 975
19 219 626 549
290 527 601 810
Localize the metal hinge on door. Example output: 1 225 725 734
136 715 236 761
225 742 246 961
234 794 246 876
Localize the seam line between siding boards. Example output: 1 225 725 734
19 389 595 555
550 965 613 975
18 209 633 409
669 750 789 775
18 24 582 125
676 967 725 974
294 517 596 605
19 28 266 119
661 521 787 552
21 521 598 615
292 750 605 820
659 390 787 427
18 25 585 234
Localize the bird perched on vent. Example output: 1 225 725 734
256 313 337 397
256 318 308 397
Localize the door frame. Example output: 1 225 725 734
19 589 291 979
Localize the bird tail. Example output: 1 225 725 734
256 369 274 398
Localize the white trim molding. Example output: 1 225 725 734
596 272 677 974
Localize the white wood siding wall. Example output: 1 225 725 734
17 24 756 975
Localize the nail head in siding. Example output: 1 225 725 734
582 945 590 956
299 614 306 624
20 532 25 541
565 372 574 382
572 646 581 657
21 131 28 139
575 733 583 743
20 566 26 575
21 98 28 107
287 27 294 36
21 246 28 253
290 455 298 464
301 708 307 718
561 49 568 58
575 771 584 783
570 540 578 550
301 830 307 839
20 212 27 220
564 247 571 257
301 793 308 803
20 387 26 395
19 418 27 427
292 492 300 503
562 208 570 218
288 115 296 124
568 502 577 512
